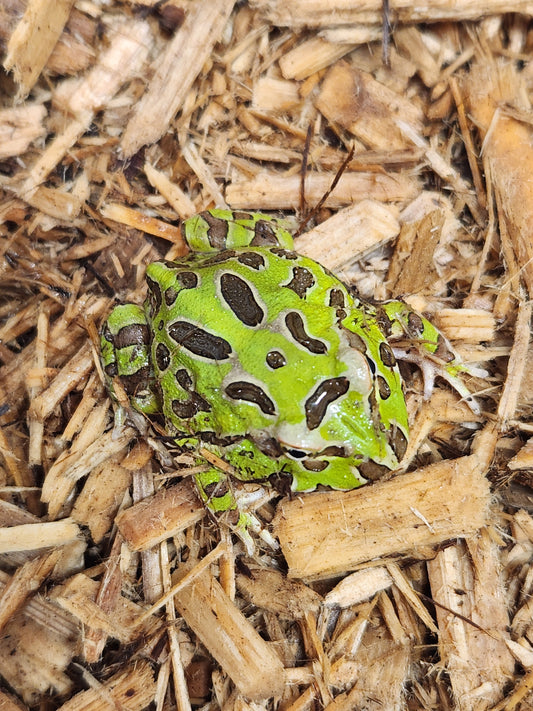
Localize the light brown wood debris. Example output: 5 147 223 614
1 2 533 709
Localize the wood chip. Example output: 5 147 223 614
274 455 491 580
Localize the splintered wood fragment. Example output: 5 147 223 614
294 200 399 271
55 659 156 711
391 210 442 294
273 455 490 580
144 162 196 218
236 567 322 619
466 61 533 297
4 0 76 100
324 622 410 710
100 203 185 245
0 104 46 158
116 479 204 551
28 344 95 422
51 573 155 644
121 0 236 156
316 63 424 150
0 550 60 633
226 171 418 210
250 0 533 26
0 519 80 554
20 19 151 194
0 570 79 704
324 567 393 608
497 299 532 425
509 438 533 470
252 77 301 112
71 456 132 543
427 531 514 710
0 690 26 711
173 563 285 700
42 425 136 520
433 308 496 344
279 37 356 80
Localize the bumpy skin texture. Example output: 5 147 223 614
101 209 466 531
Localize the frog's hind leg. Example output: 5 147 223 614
100 303 161 416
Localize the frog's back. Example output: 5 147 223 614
145 247 405 466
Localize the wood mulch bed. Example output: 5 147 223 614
1 1 533 709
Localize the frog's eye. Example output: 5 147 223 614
285 448 306 459
305 377 350 430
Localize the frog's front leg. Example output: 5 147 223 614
194 445 279 553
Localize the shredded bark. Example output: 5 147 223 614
1 2 532 709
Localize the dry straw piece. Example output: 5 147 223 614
1 1 532 709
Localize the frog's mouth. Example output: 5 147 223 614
253 430 348 461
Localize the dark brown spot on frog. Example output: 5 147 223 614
302 459 329 472
257 436 283 458
285 311 327 354
171 392 211 419
104 362 118 377
266 350 286 369
237 251 265 269
343 329 367 353
319 445 346 457
174 270 199 292
220 273 264 327
392 427 408 460
377 374 391 400
358 460 390 482
375 306 393 337
269 471 293 496
329 288 346 309
119 366 151 398
250 220 277 246
271 248 298 259
155 342 170 371
168 321 232 360
175 368 193 390
146 275 162 316
225 381 276 416
407 311 424 336
305 377 350 430
379 341 396 367
200 249 237 267
164 286 178 307
200 210 230 249
284 266 315 298
434 334 455 363
114 323 150 350
204 479 229 498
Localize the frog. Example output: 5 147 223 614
100 209 478 550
